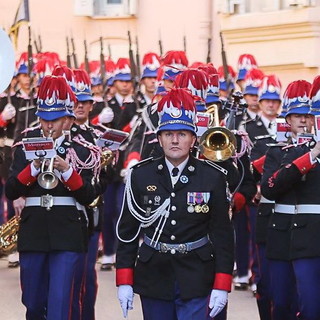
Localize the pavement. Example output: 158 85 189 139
0 257 260 319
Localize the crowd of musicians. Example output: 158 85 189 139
1 49 320 320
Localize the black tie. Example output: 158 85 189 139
172 167 179 177
268 122 273 129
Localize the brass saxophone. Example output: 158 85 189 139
0 216 20 254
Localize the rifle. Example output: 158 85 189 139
135 36 141 79
26 24 35 130
108 44 112 59
66 36 72 68
206 37 212 63
70 34 78 68
158 31 163 56
99 36 106 88
84 39 90 74
220 31 232 97
33 39 39 54
27 25 34 77
128 31 138 87
38 34 42 53
33 32 40 54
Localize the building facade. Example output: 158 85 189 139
1 0 320 90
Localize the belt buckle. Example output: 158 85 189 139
177 244 187 254
41 194 53 211
160 243 168 253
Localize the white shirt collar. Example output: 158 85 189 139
260 115 276 135
54 134 66 148
165 157 189 186
247 109 259 120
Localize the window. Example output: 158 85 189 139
74 0 137 17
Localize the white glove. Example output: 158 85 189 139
13 197 25 216
98 106 114 124
121 159 139 183
209 289 228 318
1 103 16 121
117 285 134 318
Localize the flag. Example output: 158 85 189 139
9 0 30 48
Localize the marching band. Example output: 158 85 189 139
1 26 320 320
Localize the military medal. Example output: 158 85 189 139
202 192 210 213
195 192 203 213
187 192 195 213
201 204 209 213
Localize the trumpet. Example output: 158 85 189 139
37 156 59 189
198 104 237 162
37 129 59 190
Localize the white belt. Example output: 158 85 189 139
260 196 275 204
25 195 80 211
296 204 320 214
274 204 320 214
274 204 296 214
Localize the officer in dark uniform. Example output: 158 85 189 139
236 68 264 130
116 88 234 320
262 76 320 320
259 80 312 319
244 75 283 318
5 75 96 320
236 54 258 92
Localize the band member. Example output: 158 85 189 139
261 76 320 319
245 75 282 318
71 68 110 320
116 88 234 320
236 54 258 92
258 80 311 319
5 75 96 320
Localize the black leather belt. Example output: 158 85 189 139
144 235 210 254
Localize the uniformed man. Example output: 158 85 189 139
71 68 110 320
258 80 312 319
261 75 320 319
237 68 265 130
236 54 258 92
5 75 96 320
240 75 282 299
116 88 234 320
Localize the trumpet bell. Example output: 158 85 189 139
199 127 237 162
37 171 59 190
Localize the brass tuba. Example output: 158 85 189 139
0 216 21 254
198 104 237 162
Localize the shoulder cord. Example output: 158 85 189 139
116 167 171 247
66 135 101 178
231 132 251 160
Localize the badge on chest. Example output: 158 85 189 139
187 192 210 214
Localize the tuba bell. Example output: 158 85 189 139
0 216 21 254
198 104 237 162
